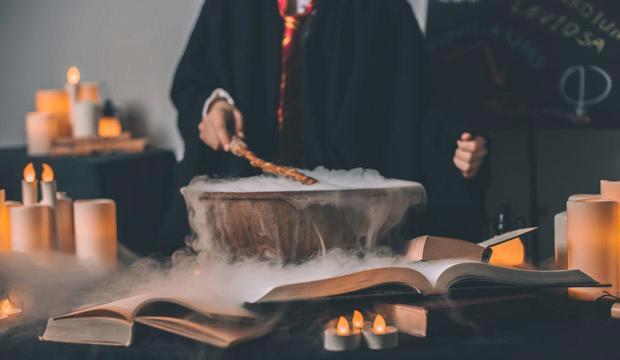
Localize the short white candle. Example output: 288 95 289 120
9 204 53 255
74 199 117 270
71 101 100 138
362 315 399 350
25 112 59 156
323 316 361 352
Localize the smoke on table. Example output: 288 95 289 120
0 167 426 350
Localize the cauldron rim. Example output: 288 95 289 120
181 182 425 201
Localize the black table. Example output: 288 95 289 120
0 147 177 255
1 299 618 360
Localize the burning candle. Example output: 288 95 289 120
40 164 57 210
74 199 118 270
323 316 362 352
352 310 365 330
66 66 81 104
362 314 399 350
9 204 53 255
0 298 22 317
25 112 59 156
56 192 75 254
21 163 38 206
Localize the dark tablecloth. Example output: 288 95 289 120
0 147 177 255
0 298 618 360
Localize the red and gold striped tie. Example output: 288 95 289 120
277 0 315 166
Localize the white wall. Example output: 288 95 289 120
0 0 205 159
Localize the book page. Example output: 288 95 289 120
54 293 153 322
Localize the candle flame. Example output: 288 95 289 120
373 314 387 334
0 299 22 317
23 163 36 182
67 66 81 85
336 316 350 336
352 310 364 330
41 163 55 182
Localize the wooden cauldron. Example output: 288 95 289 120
182 182 426 263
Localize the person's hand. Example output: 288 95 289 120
453 132 487 179
198 99 244 151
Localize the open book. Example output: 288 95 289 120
40 293 276 349
248 259 597 304
405 227 537 263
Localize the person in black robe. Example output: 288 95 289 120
158 0 488 254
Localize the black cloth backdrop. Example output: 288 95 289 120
164 0 486 251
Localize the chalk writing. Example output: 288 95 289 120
512 0 608 53
559 65 612 116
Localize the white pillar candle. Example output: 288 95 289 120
56 193 74 254
71 102 100 138
554 211 567 270
25 112 60 156
35 89 71 137
74 199 117 270
0 190 7 252
323 317 361 352
40 163 58 249
567 198 618 300
9 204 53 255
1 201 21 252
21 163 38 206
362 315 399 350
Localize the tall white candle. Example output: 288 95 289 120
66 66 81 136
71 102 100 138
40 163 58 249
9 204 53 255
74 199 117 270
21 163 38 206
56 193 75 254
25 112 59 156
0 190 7 252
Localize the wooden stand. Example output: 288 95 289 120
50 132 147 157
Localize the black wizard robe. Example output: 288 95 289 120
161 0 485 254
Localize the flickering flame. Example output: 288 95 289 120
23 163 36 182
41 163 55 182
352 310 364 330
373 314 387 334
67 66 81 85
0 299 22 317
336 316 350 336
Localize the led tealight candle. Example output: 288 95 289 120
35 89 71 137
323 316 361 352
74 199 117 270
98 117 122 138
567 198 618 300
56 192 75 254
362 314 399 350
21 163 38 206
25 112 60 156
9 204 53 255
